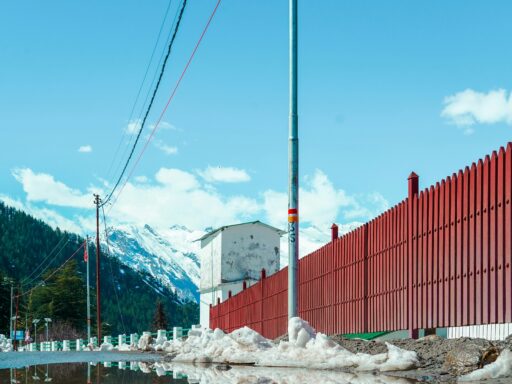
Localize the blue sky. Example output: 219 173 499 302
1 0 512 253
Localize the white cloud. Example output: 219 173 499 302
442 89 512 133
154 140 178 155
198 166 251 183
134 175 149 183
7 167 388 257
12 168 93 209
0 194 85 234
125 119 141 135
150 121 177 131
110 167 260 230
263 169 388 230
78 145 92 153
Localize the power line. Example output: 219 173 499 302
16 242 86 298
101 0 189 207
104 0 177 183
21 235 68 284
21 237 71 288
108 0 222 211
108 1 184 188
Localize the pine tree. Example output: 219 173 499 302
29 260 86 332
152 301 168 331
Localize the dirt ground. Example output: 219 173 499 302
275 333 512 383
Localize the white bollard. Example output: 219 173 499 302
130 333 138 346
51 341 58 351
76 339 83 351
63 340 70 351
173 327 183 341
156 329 167 343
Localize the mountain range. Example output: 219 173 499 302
106 224 203 302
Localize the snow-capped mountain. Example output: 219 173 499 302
106 224 204 302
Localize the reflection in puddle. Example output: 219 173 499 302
0 361 416 383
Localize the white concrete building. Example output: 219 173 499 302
198 221 285 328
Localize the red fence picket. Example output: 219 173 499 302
210 144 512 339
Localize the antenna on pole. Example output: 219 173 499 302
288 0 299 319
94 194 102 342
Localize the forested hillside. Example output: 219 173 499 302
0 202 198 337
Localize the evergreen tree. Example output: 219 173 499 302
152 300 168 331
0 201 199 334
29 260 86 332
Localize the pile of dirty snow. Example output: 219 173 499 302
459 349 512 382
162 317 419 372
0 335 12 352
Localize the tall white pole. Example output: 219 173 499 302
9 283 13 339
86 237 91 342
288 0 299 319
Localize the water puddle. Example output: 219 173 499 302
0 361 418 383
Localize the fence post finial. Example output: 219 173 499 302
408 172 419 198
331 223 339 241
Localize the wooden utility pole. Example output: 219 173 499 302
94 194 102 342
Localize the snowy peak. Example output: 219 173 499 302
106 224 203 302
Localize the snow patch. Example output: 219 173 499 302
98 342 113 352
459 349 512 382
163 318 418 371
0 335 12 352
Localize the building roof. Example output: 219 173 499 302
196 220 286 247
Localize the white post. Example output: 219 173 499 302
86 237 91 342
103 335 112 344
63 340 70 351
130 333 139 346
173 327 183 341
51 341 58 351
118 361 126 370
76 339 83 351
89 337 97 348
130 361 138 371
118 334 125 347
156 330 167 344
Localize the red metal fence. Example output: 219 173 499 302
210 144 512 339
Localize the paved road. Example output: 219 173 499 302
0 351 162 369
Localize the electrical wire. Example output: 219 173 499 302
108 0 222 212
108 2 183 188
16 242 85 298
101 0 189 207
21 235 68 284
104 0 176 183
21 237 71 288
100 205 127 334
